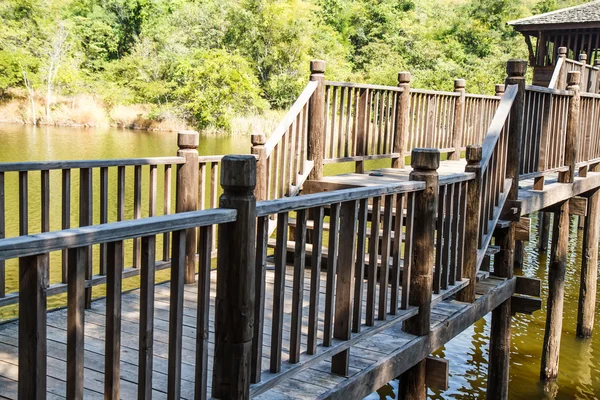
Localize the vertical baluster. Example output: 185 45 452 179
163 164 171 262
118 166 125 221
62 169 70 283
138 235 156 400
195 226 212 399
133 165 142 268
211 162 218 251
366 196 381 326
352 199 368 331
450 183 460 285
308 206 325 352
168 229 186 399
290 208 307 363
271 212 288 372
41 170 50 284
401 192 415 309
252 217 268 380
67 246 86 399
105 240 124 399
434 185 446 294
100 167 108 276
324 203 340 345
442 183 454 290
19 171 28 236
456 181 468 282
79 168 93 308
378 195 393 320
390 193 405 314
330 86 338 158
331 200 358 376
338 87 346 157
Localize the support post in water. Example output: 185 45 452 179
212 155 257 399
176 130 199 284
577 165 600 338
541 198 570 381
393 72 411 168
456 145 482 303
449 79 465 161
308 60 325 180
399 148 439 400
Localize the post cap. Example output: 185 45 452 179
466 145 482 163
506 60 528 77
454 79 466 90
251 133 266 146
398 72 411 84
579 53 588 62
411 148 440 171
221 155 256 191
567 70 581 87
595 59 600 66
558 47 567 56
310 60 326 74
177 130 199 149
495 84 506 96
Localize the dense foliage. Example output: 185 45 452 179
0 0 589 130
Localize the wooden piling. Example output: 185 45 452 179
399 148 439 400
577 169 600 338
540 199 569 381
212 155 257 399
538 212 550 251
456 145 482 303
449 79 465 161
392 72 411 168
308 60 326 180
176 130 199 284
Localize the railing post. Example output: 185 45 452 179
595 59 600 93
579 53 588 91
212 155 257 399
176 130 199 284
557 47 568 89
251 133 268 200
393 72 411 168
19 254 47 400
308 60 325 180
456 145 482 303
495 84 505 97
399 148 439 400
505 60 527 197
449 79 466 160
560 71 581 184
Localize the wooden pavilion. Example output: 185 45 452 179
509 0 600 85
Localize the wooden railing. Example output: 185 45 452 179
549 48 600 94
3 153 485 399
576 92 600 168
463 93 502 147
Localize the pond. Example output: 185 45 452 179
1 123 599 399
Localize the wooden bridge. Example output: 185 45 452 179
0 49 599 400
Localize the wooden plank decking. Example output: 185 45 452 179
0 264 468 400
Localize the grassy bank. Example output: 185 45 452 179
0 90 285 135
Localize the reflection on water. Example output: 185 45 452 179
374 212 600 398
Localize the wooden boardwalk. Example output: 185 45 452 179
0 262 504 400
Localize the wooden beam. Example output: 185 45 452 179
515 217 531 242
570 196 587 216
511 295 542 315
515 276 541 297
500 200 522 222
425 357 449 391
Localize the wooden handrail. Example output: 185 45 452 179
480 84 518 173
256 180 426 216
526 84 573 96
325 80 405 92
549 56 565 89
0 208 236 261
0 156 185 172
264 81 318 157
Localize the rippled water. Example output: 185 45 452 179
2 124 600 398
